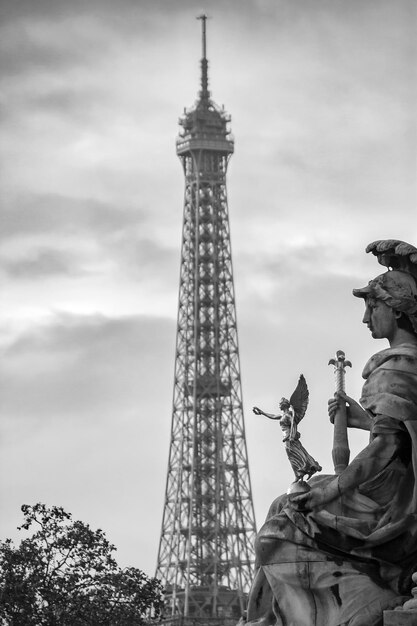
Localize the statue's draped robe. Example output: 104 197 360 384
247 344 417 626
280 412 321 480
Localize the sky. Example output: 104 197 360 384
1 0 416 576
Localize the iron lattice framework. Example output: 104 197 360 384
156 16 257 625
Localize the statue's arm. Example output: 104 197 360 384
337 428 403 494
292 425 403 509
328 391 371 431
253 407 280 420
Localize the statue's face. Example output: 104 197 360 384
363 297 398 341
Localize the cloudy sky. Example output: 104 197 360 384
1 0 416 576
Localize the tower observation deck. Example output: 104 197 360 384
156 16 257 625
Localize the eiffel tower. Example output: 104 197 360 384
156 16 257 625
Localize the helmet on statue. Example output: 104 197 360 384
353 240 417 334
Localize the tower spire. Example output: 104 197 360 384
197 14 209 100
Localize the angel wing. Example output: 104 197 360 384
289 374 309 425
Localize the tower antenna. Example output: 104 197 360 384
197 14 210 99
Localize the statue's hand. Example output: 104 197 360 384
253 407 262 415
328 392 370 430
328 396 340 423
291 481 339 511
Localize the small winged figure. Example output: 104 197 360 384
253 375 322 482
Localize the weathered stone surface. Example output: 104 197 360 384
258 541 403 626
383 610 417 626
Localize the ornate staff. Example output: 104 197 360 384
328 350 352 475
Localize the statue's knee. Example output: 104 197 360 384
256 537 281 563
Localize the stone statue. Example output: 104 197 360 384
246 240 417 626
253 374 322 485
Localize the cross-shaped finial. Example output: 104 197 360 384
328 350 352 393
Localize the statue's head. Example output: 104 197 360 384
279 397 291 411
353 240 417 336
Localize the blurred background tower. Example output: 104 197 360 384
155 16 257 626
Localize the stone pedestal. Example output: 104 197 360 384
384 571 417 625
383 610 417 626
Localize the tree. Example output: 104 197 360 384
0 503 163 625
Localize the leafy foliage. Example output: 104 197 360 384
0 504 162 625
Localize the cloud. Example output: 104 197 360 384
1 312 175 424
0 191 179 290
1 247 80 279
232 235 375 308
222 0 416 227
0 193 145 242
0 20 95 79
105 234 179 280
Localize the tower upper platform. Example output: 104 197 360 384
176 16 234 156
